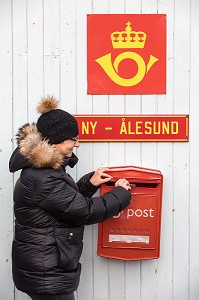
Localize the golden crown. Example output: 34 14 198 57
111 21 146 49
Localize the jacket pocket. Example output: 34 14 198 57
55 227 83 271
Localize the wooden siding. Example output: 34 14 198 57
0 0 199 299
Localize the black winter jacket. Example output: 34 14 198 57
9 123 131 296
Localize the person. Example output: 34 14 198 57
9 96 131 300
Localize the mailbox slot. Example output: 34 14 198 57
105 181 158 188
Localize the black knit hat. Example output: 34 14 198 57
36 96 79 144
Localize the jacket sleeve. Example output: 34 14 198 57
83 186 131 225
76 171 100 197
33 172 131 226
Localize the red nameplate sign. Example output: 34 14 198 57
74 115 189 142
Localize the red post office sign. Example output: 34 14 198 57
87 14 166 94
97 166 163 260
75 115 189 142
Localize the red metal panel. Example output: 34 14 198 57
87 14 166 94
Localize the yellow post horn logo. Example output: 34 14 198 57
95 21 159 87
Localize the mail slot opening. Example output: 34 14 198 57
105 182 158 188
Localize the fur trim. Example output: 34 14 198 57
17 123 64 169
37 96 58 114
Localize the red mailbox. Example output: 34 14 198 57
97 166 163 260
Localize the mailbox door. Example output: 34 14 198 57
101 192 159 250
97 166 163 260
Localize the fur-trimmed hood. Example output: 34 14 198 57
9 123 78 172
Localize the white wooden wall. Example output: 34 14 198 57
0 0 199 299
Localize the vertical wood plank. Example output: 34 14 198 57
75 2 94 299
43 0 60 97
124 0 142 172
27 0 44 122
139 1 159 299
12 0 28 135
0 1 14 299
12 1 30 299
60 0 77 113
76 1 92 113
92 0 110 114
124 3 143 300
11 2 31 300
189 0 199 298
91 2 111 300
173 0 191 299
155 0 174 299
60 0 77 180
107 2 126 300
